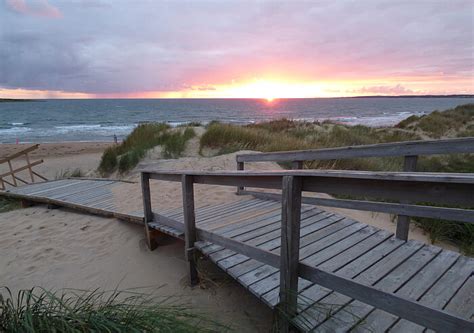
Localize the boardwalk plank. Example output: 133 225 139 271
354 249 460 333
295 240 424 330
317 245 441 332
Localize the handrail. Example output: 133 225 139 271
0 145 47 190
140 169 474 332
235 137 474 240
236 137 474 163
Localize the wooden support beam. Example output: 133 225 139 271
182 174 199 286
7 160 17 186
396 155 418 240
32 171 48 181
291 161 303 170
141 172 157 250
25 152 34 183
236 137 474 163
237 161 244 194
278 175 302 332
0 159 44 179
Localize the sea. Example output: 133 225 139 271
0 97 472 143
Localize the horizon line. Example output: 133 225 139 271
2 94 474 101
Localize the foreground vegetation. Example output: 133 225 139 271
99 124 195 174
200 104 474 254
0 287 227 332
0 197 20 213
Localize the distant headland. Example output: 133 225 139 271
0 98 37 102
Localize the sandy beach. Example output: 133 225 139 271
0 137 460 331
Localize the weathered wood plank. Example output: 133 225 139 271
236 137 474 163
237 160 244 194
278 175 303 332
396 155 418 240
182 175 199 286
241 190 474 223
354 250 461 333
315 245 441 332
247 226 378 300
141 172 156 250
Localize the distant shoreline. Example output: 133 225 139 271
0 95 473 101
0 98 38 102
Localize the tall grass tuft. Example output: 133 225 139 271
55 168 85 180
0 197 21 213
99 124 195 174
162 127 195 158
0 287 229 333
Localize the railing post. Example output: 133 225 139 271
278 175 303 332
291 160 303 170
25 152 35 183
396 155 418 240
141 172 158 250
237 160 244 194
182 174 199 286
7 160 17 186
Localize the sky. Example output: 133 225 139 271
0 0 473 99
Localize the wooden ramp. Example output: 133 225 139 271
0 178 142 223
1 175 473 332
149 197 474 332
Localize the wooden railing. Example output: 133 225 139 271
141 169 474 332
236 137 474 240
0 144 47 190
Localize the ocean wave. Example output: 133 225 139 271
0 127 32 135
53 124 136 134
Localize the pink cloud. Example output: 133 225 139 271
6 0 62 18
352 84 415 95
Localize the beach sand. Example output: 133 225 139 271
0 138 459 331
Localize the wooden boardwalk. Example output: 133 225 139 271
1 175 473 332
0 178 142 223
154 197 474 332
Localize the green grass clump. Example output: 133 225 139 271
162 127 196 158
0 197 21 213
118 149 145 174
55 168 85 180
99 147 118 173
396 103 474 138
99 124 195 174
0 287 228 333
178 121 202 127
200 120 418 170
414 217 474 255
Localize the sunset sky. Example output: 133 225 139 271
1 0 473 99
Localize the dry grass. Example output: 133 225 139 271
199 105 474 254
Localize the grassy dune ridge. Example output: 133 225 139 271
99 124 195 174
199 104 474 254
95 104 473 253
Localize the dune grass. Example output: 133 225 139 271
0 287 229 333
55 168 85 180
199 105 474 254
99 124 195 174
0 197 21 213
397 103 474 138
200 119 419 171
